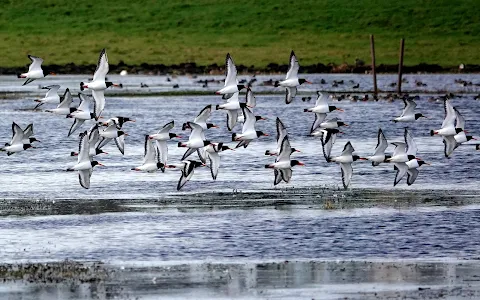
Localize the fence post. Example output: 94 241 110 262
370 35 378 95
397 38 405 94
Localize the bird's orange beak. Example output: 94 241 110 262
98 163 105 166
298 162 306 166
305 80 312 84
336 108 344 112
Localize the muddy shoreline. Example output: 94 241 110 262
1 61 480 76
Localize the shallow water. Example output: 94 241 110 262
1 74 480 299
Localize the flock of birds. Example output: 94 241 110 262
1 49 479 190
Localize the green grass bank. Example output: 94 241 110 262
0 0 479 68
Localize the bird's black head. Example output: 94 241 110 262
193 161 204 168
256 131 268 137
95 148 107 155
221 145 233 151
255 115 265 121
415 113 426 119
338 121 347 127
91 161 103 167
118 130 127 137
89 113 96 119
169 133 179 139
43 66 55 76
467 136 475 141
23 144 33 150
181 123 189 131
206 123 218 129
203 140 212 146
384 154 392 162
299 79 307 85
106 82 116 88
156 162 165 169
29 137 39 143
329 106 337 112
456 128 463 134
118 116 134 124
353 155 361 161
291 160 305 167
418 160 428 166
408 155 416 161
239 102 247 108
237 84 246 91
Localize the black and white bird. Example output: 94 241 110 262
265 118 299 156
66 131 104 189
101 116 135 129
22 123 39 144
80 49 119 119
33 85 60 109
304 91 343 114
431 99 462 137
328 141 365 189
97 121 128 155
453 108 476 145
45 88 76 115
70 125 108 158
1 122 34 155
205 142 233 180
405 159 429 186
217 92 241 131
320 117 348 129
320 128 342 162
18 55 54 85
149 121 179 172
392 98 426 122
178 122 211 161
265 136 304 185
274 50 311 104
215 53 246 98
366 128 390 166
67 93 97 137
182 105 218 131
177 160 205 191
132 135 165 172
232 105 268 148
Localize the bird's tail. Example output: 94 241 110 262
430 130 435 136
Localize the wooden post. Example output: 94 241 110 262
397 38 405 94
370 35 377 95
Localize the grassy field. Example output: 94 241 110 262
0 0 479 68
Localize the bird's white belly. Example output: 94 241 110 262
72 162 92 170
86 81 106 90
278 79 298 87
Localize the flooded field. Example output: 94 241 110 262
0 73 479 299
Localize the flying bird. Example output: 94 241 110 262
215 53 246 98
18 55 54 85
1 122 34 155
274 50 311 104
33 85 60 109
265 136 304 185
132 135 165 172
149 121 179 172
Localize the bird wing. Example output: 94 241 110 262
224 53 238 87
241 106 256 134
400 99 416 117
96 137 112 149
207 151 220 180
156 120 175 135
187 122 205 143
78 169 92 189
373 128 388 156
226 92 239 104
27 55 44 72
404 128 417 157
340 163 353 189
407 168 419 186
341 141 355 156
93 48 109 82
226 109 238 131
391 142 406 157
276 117 287 145
77 93 91 112
68 119 85 137
194 105 212 124
142 135 156 165
181 147 197 161
196 148 207 164
276 136 292 163
78 131 91 164
114 135 125 155
155 140 168 164
311 113 327 133
246 88 256 108
285 87 297 104
280 168 293 183
274 169 283 185
88 125 101 147
10 122 25 145
315 92 329 111
454 107 465 130
393 162 408 186
91 90 105 120
235 139 251 148
58 88 73 108
285 50 299 80
321 131 334 162
44 85 60 98
442 99 456 129
442 135 457 158
23 124 34 139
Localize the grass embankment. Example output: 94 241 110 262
0 0 479 68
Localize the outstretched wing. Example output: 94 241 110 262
78 169 92 189
373 128 388 156
207 151 220 180
91 90 105 120
340 163 353 189
285 50 299 80
400 99 416 117
404 128 417 157
246 88 256 108
114 135 125 155
28 55 44 73
274 169 283 185
226 109 238 131
442 135 457 158
341 141 355 156
311 113 327 133
194 105 212 124
285 87 297 104
315 92 329 111
93 48 109 82
407 168 419 186
280 168 293 183
224 53 238 87
393 162 408 186
68 119 85 137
